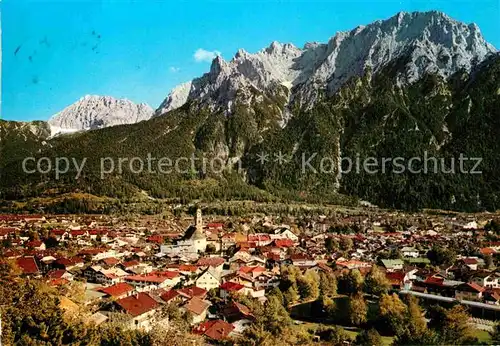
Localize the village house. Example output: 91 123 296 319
401 246 419 258
455 282 485 301
193 320 235 342
124 272 180 291
115 292 160 331
196 267 221 291
471 272 500 288
381 259 404 272
182 297 211 324
47 269 74 281
16 256 41 277
100 282 135 300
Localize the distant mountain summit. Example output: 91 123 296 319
157 11 495 117
49 95 153 135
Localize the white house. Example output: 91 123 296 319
196 267 221 291
401 247 419 258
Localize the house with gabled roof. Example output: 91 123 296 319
197 257 225 271
472 271 500 288
193 319 234 341
484 290 500 305
47 269 74 281
16 256 40 277
455 282 485 300
177 286 208 300
115 292 160 331
100 282 135 299
222 301 255 323
220 282 246 299
381 259 404 272
25 240 46 251
182 297 211 324
196 267 221 291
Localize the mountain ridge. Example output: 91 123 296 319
157 11 496 117
48 95 154 135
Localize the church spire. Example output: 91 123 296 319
195 208 203 231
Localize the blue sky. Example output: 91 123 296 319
2 0 499 121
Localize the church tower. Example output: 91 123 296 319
195 208 203 232
190 208 206 253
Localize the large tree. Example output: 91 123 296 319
377 293 407 335
319 271 337 297
355 328 384 346
339 269 364 295
364 265 391 296
347 294 368 326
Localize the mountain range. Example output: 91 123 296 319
1 11 499 212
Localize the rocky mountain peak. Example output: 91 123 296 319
48 95 154 135
156 11 496 117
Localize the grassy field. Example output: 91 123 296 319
474 329 492 343
294 320 492 345
293 321 394 345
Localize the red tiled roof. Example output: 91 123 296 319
16 257 39 274
116 293 159 317
184 297 210 316
386 271 405 283
88 229 108 235
223 301 254 319
47 269 67 279
315 262 334 273
267 253 280 261
101 257 120 266
464 282 485 293
71 230 86 236
424 276 444 286
220 282 245 291
48 278 69 286
178 286 208 299
197 257 225 267
239 266 265 274
193 320 234 340
100 283 134 298
56 256 83 267
248 234 271 242
121 260 140 268
147 235 164 243
0 227 17 235
179 264 199 272
0 215 25 221
462 258 479 265
206 223 224 229
160 289 180 303
150 270 180 279
273 239 294 248
480 248 496 255
25 240 43 248
290 253 311 260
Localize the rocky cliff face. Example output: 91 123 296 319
49 95 153 135
157 11 495 116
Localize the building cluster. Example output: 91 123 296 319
1 210 499 341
